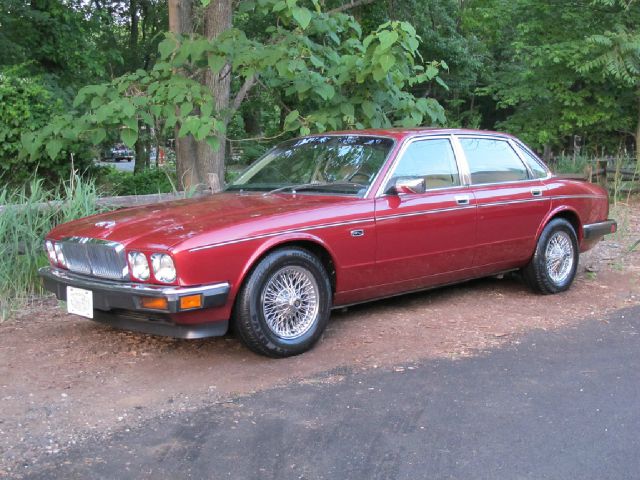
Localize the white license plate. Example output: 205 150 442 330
66 286 94 319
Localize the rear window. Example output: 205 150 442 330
512 142 548 179
459 138 530 184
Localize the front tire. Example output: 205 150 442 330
234 248 332 357
523 218 579 294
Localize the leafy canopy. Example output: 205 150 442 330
26 0 446 163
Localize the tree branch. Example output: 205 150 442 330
327 0 375 14
228 74 256 118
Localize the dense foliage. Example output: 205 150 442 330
1 0 639 189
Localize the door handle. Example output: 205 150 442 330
531 188 543 197
455 195 470 205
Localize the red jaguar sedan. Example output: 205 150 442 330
40 129 616 357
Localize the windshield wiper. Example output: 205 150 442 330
263 182 364 195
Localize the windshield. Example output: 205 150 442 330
227 135 394 196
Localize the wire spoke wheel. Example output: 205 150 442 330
545 230 575 284
261 265 320 340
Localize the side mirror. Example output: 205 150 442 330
387 177 426 195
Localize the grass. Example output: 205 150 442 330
0 173 104 321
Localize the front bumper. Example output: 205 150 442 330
583 219 617 240
39 267 230 339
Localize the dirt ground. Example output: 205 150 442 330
1 201 639 475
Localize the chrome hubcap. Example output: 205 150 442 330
262 266 319 339
545 231 574 284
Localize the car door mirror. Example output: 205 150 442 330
387 177 426 195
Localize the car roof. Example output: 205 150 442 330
313 128 518 142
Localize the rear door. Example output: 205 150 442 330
374 136 477 286
455 135 551 272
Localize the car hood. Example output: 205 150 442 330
48 192 364 251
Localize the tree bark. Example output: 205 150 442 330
168 0 199 190
196 0 233 192
168 0 192 35
134 120 150 172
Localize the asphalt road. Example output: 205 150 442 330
23 305 640 480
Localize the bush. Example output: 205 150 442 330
96 166 177 196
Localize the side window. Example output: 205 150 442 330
460 138 529 184
512 142 548 179
389 139 460 190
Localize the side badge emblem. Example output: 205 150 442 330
350 229 364 237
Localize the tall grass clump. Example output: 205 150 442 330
0 173 103 320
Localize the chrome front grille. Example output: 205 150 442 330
60 238 128 280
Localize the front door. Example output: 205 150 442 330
374 137 477 288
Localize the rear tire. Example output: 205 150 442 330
234 248 332 357
523 218 579 294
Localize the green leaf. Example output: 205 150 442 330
201 102 214 118
340 103 355 119
208 54 226 74
362 101 376 118
158 36 177 59
372 66 386 81
46 139 63 160
284 110 300 128
123 116 137 130
180 102 194 116
121 128 138 148
379 54 396 72
292 7 312 30
317 83 335 101
272 0 286 11
90 128 107 145
300 126 311 136
424 64 439 80
377 30 399 51
435 76 449 90
195 122 211 141
206 136 221 151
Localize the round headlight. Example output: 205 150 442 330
151 253 176 283
45 240 57 264
54 243 66 267
128 252 150 281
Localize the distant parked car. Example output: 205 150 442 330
110 144 134 162
40 129 616 357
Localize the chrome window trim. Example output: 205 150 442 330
455 135 534 186
476 197 550 208
374 134 468 198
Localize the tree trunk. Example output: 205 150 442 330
134 122 150 173
129 0 139 55
168 0 199 190
168 0 192 35
196 0 233 192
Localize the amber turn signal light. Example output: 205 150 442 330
179 294 202 310
140 296 169 310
